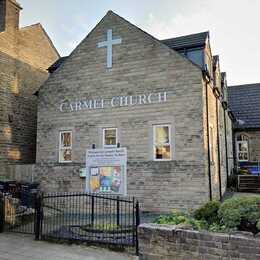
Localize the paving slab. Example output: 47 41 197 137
0 233 136 260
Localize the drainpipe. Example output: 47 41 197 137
231 120 237 171
223 106 229 187
228 111 237 171
215 94 222 200
204 71 212 201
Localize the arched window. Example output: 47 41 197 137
236 134 249 161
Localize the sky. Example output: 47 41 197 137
19 0 260 86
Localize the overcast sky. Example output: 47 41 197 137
19 0 260 86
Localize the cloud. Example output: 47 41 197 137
141 0 260 85
18 0 260 85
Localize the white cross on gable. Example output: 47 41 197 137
97 29 122 68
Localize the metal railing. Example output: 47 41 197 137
0 191 140 255
0 191 38 235
40 192 139 254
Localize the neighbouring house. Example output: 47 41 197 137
34 11 234 212
228 83 260 174
0 0 59 177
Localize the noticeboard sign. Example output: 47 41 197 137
86 148 127 195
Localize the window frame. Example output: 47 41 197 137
103 128 118 148
59 130 72 163
236 134 249 162
153 124 172 161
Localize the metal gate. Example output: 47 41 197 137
40 192 140 254
0 191 140 255
0 191 39 235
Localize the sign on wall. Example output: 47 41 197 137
86 148 127 195
59 92 168 113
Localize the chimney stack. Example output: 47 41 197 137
0 0 22 33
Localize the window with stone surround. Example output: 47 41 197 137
103 128 117 148
236 134 249 162
153 125 171 161
59 131 72 163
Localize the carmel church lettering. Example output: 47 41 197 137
59 91 168 112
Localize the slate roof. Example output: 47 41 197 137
228 83 260 129
48 56 68 73
161 31 209 51
48 31 209 73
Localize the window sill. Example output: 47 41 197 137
59 161 72 164
153 159 172 162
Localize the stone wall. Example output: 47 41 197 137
36 11 210 212
201 48 234 201
0 0 59 166
0 51 47 164
203 42 221 201
32 161 208 211
138 223 260 260
0 163 34 182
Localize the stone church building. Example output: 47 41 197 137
34 11 234 212
0 0 59 176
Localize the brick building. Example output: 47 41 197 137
0 0 59 174
35 11 234 212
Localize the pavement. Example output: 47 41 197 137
0 233 136 260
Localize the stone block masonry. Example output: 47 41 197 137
0 0 59 168
33 161 208 212
138 223 260 260
36 11 210 212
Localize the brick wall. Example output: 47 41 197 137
139 223 260 260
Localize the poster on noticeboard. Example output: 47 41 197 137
86 148 127 195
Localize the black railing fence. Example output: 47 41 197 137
0 191 140 255
0 191 38 235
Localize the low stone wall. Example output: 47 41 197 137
138 223 260 260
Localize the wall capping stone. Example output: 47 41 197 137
138 223 260 259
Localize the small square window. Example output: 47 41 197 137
153 125 171 160
103 128 117 148
59 131 72 163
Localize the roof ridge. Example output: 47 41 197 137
229 83 260 88
161 31 209 42
19 23 60 58
106 10 202 70
20 23 41 31
47 10 204 74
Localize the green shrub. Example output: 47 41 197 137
194 200 221 225
154 211 207 230
218 196 260 230
154 196 260 234
208 223 227 232
256 220 260 230
154 211 189 225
